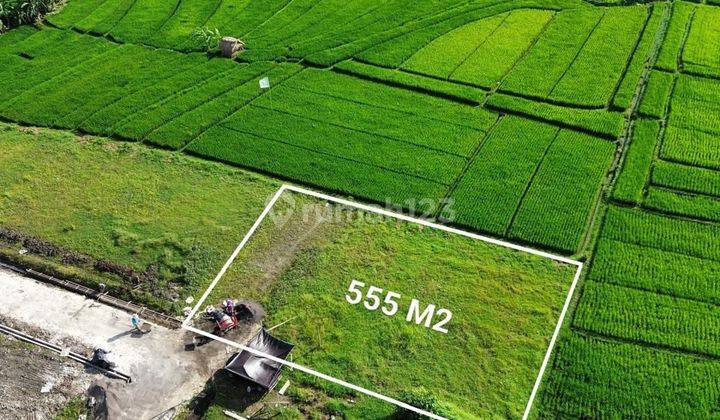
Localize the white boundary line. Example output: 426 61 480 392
181 184 584 419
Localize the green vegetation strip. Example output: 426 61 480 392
612 119 660 205
0 123 278 311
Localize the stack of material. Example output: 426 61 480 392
219 37 245 58
225 328 294 390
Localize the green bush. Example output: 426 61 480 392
0 0 60 31
393 388 450 419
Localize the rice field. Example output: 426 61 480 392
2 0 720 417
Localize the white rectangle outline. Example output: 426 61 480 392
182 184 583 420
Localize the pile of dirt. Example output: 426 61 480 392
0 317 97 419
0 226 159 286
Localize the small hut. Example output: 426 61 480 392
219 37 245 59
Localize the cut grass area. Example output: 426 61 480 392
0 123 278 311
207 191 577 418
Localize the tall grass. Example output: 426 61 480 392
0 0 61 31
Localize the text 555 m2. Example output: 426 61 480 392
344 280 452 334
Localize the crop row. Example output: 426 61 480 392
186 125 448 210
402 9 553 88
288 69 496 132
546 7 647 107
45 0 107 28
654 1 695 72
507 130 615 254
575 280 720 358
332 60 486 105
638 70 674 119
246 82 483 156
448 116 559 235
591 237 720 306
72 0 137 36
342 0 525 67
485 93 625 139
603 206 720 261
537 332 720 418
660 125 720 170
0 29 111 105
145 64 302 150
611 119 659 205
400 13 508 80
112 61 274 141
612 3 667 110
652 160 720 198
668 98 720 136
500 8 602 100
500 7 646 108
673 74 720 103
681 5 720 77
644 188 720 223
80 58 237 136
219 105 467 185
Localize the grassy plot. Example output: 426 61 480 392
208 191 577 418
536 332 720 418
0 123 278 310
612 119 659 204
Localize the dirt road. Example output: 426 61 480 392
0 267 234 419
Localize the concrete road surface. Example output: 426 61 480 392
0 267 232 419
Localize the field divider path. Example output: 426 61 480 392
606 2 672 210
576 4 671 255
